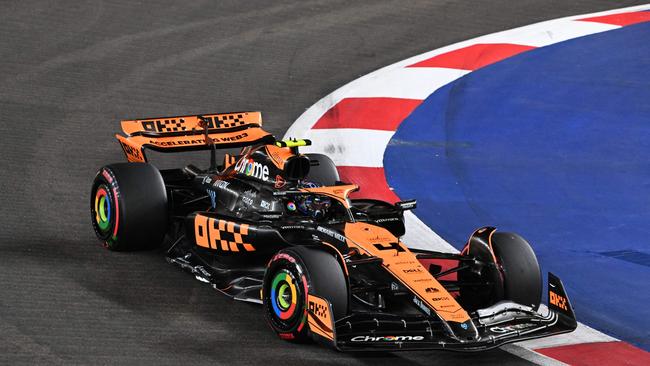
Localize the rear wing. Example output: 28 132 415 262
115 111 275 162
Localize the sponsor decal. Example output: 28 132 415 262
308 300 329 320
235 157 269 180
489 324 533 334
119 141 144 162
260 200 271 210
316 226 347 243
207 189 217 208
205 180 228 209
402 268 423 274
549 291 568 311
146 133 250 147
390 282 400 291
351 335 425 342
194 215 254 252
102 169 113 184
375 217 400 223
413 278 434 282
215 132 249 142
241 189 256 206
396 200 417 210
281 225 305 230
460 323 469 330
212 180 229 189
395 260 417 265
431 296 450 301
450 313 467 320
141 119 187 133
425 287 439 293
149 138 204 146
274 175 286 189
413 296 431 316
369 235 393 241
260 213 282 220
286 202 297 211
271 252 296 263
195 114 247 129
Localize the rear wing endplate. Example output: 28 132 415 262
115 111 274 162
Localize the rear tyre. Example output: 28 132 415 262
491 232 542 310
263 246 348 342
90 163 168 251
304 153 339 186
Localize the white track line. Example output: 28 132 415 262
301 129 394 167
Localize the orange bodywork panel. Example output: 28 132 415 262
115 111 273 162
307 294 336 342
344 222 470 324
264 144 295 170
115 134 146 163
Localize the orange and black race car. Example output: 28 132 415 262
90 111 577 351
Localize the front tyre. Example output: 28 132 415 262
263 246 348 342
90 163 168 251
491 232 542 310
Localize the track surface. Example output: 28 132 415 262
1 1 646 364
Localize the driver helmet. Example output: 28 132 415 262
296 195 331 219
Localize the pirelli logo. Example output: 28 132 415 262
194 215 255 252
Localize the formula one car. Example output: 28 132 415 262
90 111 577 351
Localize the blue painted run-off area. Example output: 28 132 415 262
385 22 650 350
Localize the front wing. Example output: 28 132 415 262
312 273 577 352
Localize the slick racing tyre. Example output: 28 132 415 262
304 153 339 186
263 246 348 342
491 232 542 310
90 163 168 251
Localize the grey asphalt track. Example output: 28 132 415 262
1 1 646 365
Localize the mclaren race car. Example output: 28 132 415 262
90 111 577 351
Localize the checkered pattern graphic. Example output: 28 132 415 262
197 215 255 252
213 113 247 128
139 114 248 134
141 119 188 133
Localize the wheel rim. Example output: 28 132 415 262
92 184 115 239
270 270 298 320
